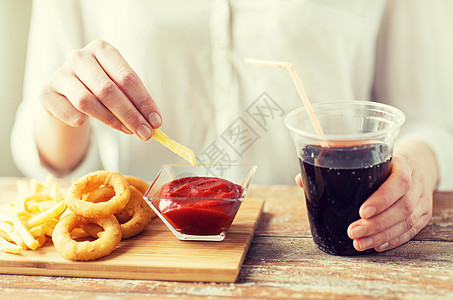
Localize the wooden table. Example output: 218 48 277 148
1 180 452 299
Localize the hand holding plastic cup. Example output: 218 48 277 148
285 101 405 255
244 59 405 255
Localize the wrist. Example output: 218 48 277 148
35 109 91 175
394 140 439 191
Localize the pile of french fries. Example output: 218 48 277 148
0 175 66 254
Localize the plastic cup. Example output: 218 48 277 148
284 101 405 255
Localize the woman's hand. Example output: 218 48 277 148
295 140 438 252
40 39 161 140
346 140 438 252
36 40 161 174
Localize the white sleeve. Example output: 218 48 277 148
373 0 453 190
10 0 102 181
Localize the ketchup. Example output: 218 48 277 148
159 177 244 235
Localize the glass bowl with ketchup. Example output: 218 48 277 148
143 164 257 241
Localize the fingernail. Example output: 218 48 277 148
121 124 133 134
137 124 152 140
360 237 373 249
361 206 376 219
378 242 389 251
349 226 366 239
148 112 162 128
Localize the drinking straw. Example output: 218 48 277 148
244 58 325 136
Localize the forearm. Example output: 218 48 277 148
35 110 91 176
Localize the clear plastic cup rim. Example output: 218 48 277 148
284 100 406 142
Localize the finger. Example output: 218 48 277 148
352 212 416 252
358 156 413 219
295 173 303 188
374 208 432 252
40 85 88 127
50 69 132 134
351 192 430 251
350 164 424 234
348 184 421 239
86 40 162 128
72 51 153 140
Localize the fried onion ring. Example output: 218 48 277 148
116 186 154 239
80 184 154 239
114 200 134 224
116 176 155 224
53 213 121 261
65 171 130 218
124 175 150 195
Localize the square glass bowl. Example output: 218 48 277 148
143 164 257 241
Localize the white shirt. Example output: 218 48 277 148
11 0 453 189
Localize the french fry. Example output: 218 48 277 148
0 222 14 242
49 182 64 202
16 211 34 221
0 236 22 254
12 217 40 250
58 208 72 220
0 221 26 248
29 225 44 237
0 175 68 254
152 128 196 166
25 193 52 204
26 200 55 213
29 226 48 247
0 222 14 235
26 201 66 228
36 234 48 247
40 219 59 237
0 229 11 241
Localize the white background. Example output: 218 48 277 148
1 0 452 177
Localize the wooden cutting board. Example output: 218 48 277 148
0 185 264 283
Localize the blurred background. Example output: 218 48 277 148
1 1 452 177
0 0 31 177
